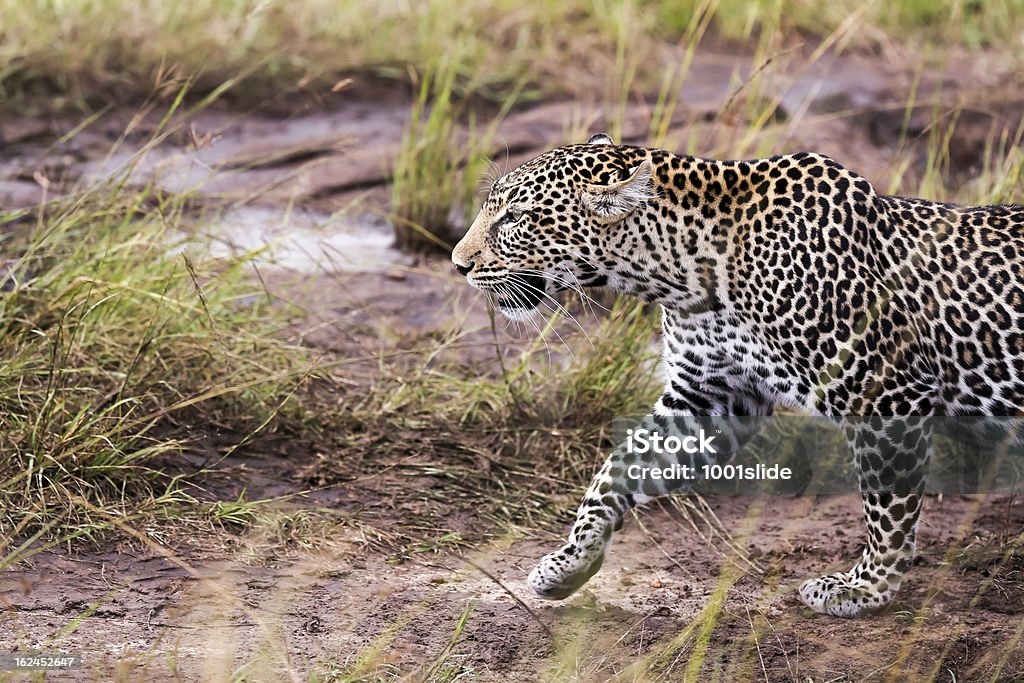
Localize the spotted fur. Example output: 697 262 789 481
451 134 1024 617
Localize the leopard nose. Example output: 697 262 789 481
455 261 475 276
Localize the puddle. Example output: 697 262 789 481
192 206 409 273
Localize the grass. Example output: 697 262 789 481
3 0 1024 115
390 56 520 252
0 174 316 554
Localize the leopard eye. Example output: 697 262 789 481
496 208 526 227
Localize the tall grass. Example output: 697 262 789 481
390 57 518 252
3 0 1024 113
0 182 312 549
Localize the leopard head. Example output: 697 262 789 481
451 134 654 319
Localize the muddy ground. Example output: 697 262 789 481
2 43 1024 681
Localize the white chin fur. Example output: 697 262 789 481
499 306 538 321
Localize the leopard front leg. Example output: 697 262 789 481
527 443 641 599
799 418 930 617
528 312 773 600
528 411 765 599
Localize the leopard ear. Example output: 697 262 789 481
581 160 654 221
587 133 615 145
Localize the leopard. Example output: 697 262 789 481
451 133 1024 617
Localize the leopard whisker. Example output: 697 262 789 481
515 266 609 318
496 281 556 364
507 273 592 351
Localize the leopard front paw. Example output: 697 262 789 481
527 546 605 600
799 572 892 618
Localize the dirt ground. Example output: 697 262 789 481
3 485 1022 680
2 42 1024 681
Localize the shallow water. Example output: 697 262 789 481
195 205 408 273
